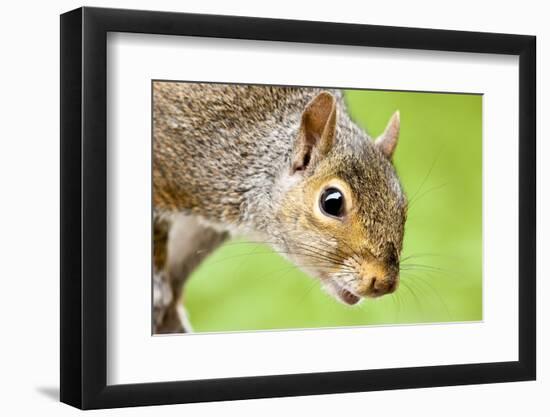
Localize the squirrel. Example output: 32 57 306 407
152 82 407 333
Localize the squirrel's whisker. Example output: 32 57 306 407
400 272 452 319
398 279 425 316
295 280 320 306
400 262 446 271
295 241 362 270
400 252 443 262
312 238 362 265
292 244 352 267
216 239 353 269
204 248 353 271
331 238 364 265
407 146 444 207
293 242 348 262
408 182 449 211
246 261 351 285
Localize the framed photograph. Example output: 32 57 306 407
60 6 536 409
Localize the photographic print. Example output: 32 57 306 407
152 82 482 334
61 8 536 408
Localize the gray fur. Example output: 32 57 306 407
153 82 407 332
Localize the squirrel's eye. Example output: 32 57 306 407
320 187 345 218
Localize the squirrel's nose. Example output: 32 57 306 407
371 275 398 296
358 260 399 297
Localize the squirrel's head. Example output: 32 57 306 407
275 91 407 305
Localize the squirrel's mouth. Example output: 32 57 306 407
327 280 361 305
339 288 361 305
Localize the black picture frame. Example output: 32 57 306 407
60 6 536 410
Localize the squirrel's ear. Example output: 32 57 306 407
375 111 400 160
291 91 337 173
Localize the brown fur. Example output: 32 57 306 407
153 82 407 332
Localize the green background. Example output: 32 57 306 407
185 89 483 332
